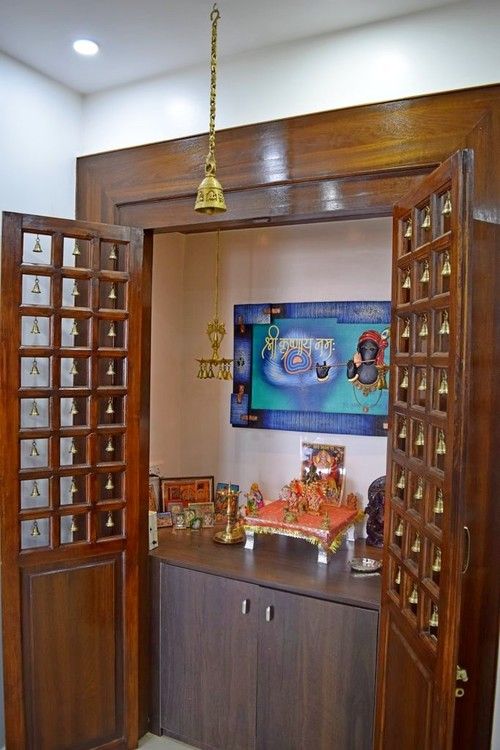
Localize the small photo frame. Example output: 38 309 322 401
300 442 346 503
161 476 214 512
157 511 172 528
167 502 184 516
202 511 215 528
173 512 187 530
215 483 239 522
189 502 216 528
184 509 196 527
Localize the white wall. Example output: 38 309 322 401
151 218 391 515
82 0 500 154
0 52 81 219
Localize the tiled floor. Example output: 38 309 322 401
139 733 197 750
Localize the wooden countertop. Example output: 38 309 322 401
151 528 382 611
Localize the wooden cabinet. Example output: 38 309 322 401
150 532 380 750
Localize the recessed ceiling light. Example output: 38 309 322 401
73 39 99 56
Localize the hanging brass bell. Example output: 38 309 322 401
408 586 419 605
439 310 450 335
73 240 81 256
420 261 430 283
441 191 452 216
30 520 41 537
107 361 115 376
398 420 407 439
429 604 439 629
105 436 114 453
109 244 118 260
30 440 39 457
401 319 410 339
70 400 78 416
395 520 404 538
105 474 114 491
31 277 41 294
30 358 40 376
70 320 79 336
69 360 78 376
395 567 401 585
418 372 427 392
108 321 116 338
414 423 425 447
432 549 442 573
419 315 428 338
106 398 114 414
396 471 406 490
436 430 447 455
413 477 424 500
69 439 78 455
402 271 411 289
108 284 117 300
441 251 451 277
31 318 41 335
70 517 79 534
400 369 409 389
71 281 80 297
33 235 43 253
438 372 448 395
70 478 78 495
411 535 421 553
434 489 444 514
195 173 227 214
31 481 41 498
421 206 431 230
403 219 412 239
106 511 115 528
29 400 39 417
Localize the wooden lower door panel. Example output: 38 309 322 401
160 566 258 750
22 555 123 750
256 587 378 750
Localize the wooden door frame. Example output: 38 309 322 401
76 84 500 748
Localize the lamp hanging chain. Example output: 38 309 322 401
206 4 220 176
214 229 220 320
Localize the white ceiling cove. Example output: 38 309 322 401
0 0 460 94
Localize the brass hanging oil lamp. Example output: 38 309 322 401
196 230 233 380
195 4 226 214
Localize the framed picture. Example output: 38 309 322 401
173 512 187 530
214 483 239 523
157 511 172 528
167 501 184 516
161 475 214 512
189 502 216 528
301 442 346 503
148 483 159 512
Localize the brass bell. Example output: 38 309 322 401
106 398 115 415
31 318 41 335
106 361 115 376
30 440 39 457
69 360 78 375
105 474 114 491
434 489 444 514
396 471 406 490
70 516 79 534
109 244 118 260
436 430 447 455
413 477 424 500
408 586 419 605
108 321 116 338
418 372 427 392
438 372 448 395
441 191 452 216
400 369 409 390
395 567 401 586
106 511 115 528
429 604 439 629
70 478 78 495
414 423 425 447
29 400 39 417
70 320 79 337
432 549 442 573
401 319 410 339
421 206 431 230
108 284 117 301
70 399 78 416
441 251 451 277
419 315 428 338
30 358 40 376
33 235 43 253
419 261 430 283
30 520 41 537
69 439 78 455
411 534 421 553
402 271 411 289
439 310 450 335
398 420 407 440
71 281 80 297
73 240 81 256
195 173 227 214
31 277 41 294
30 481 41 498
395 520 404 538
105 436 114 453
403 219 412 239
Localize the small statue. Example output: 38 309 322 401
347 329 389 394
244 482 264 515
365 476 386 547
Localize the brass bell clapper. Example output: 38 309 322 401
213 486 245 544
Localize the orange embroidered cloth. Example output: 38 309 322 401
243 499 358 552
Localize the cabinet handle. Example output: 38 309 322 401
241 599 250 615
265 605 274 622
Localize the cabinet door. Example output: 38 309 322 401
257 588 378 750
160 565 258 750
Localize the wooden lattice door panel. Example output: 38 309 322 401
0 212 147 750
375 151 471 750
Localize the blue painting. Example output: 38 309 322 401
231 301 390 436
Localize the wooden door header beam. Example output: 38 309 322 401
76 84 500 231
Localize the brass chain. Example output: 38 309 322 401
205 4 220 175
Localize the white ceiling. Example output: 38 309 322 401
0 0 460 94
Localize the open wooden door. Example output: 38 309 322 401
0 213 151 750
375 151 473 749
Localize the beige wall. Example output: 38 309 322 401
151 218 391 516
